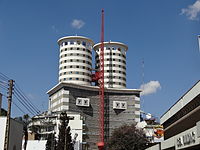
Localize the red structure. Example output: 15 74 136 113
97 9 105 150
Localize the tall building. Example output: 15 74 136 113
58 36 94 85
93 42 128 88
46 35 141 150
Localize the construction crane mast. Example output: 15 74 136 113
97 9 105 150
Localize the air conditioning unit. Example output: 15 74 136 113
76 97 90 107
113 101 127 110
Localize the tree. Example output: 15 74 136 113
22 114 30 150
108 124 149 150
15 114 31 150
57 112 73 150
46 133 57 150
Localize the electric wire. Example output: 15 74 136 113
0 72 10 81
0 72 40 116
12 101 26 114
13 92 37 116
15 83 40 113
14 94 35 115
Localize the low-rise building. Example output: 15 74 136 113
0 117 23 150
146 80 200 150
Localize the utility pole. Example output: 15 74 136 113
4 80 14 150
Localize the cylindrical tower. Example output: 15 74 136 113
58 36 94 85
93 41 128 88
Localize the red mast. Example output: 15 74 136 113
97 9 105 150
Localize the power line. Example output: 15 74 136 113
15 83 40 113
12 101 26 114
13 92 36 116
0 72 10 81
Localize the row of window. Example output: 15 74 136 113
59 78 126 86
105 81 126 87
60 40 92 47
103 64 126 69
60 77 90 82
60 48 92 54
96 58 126 64
60 53 92 60
95 52 126 58
60 59 92 66
59 71 91 76
59 65 91 71
105 70 126 75
105 76 126 81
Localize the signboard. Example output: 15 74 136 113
176 130 199 149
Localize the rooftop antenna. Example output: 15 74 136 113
141 59 145 112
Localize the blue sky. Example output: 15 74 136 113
0 0 200 119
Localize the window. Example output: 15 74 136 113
65 48 67 51
82 41 86 46
76 78 79 80
64 66 66 69
69 78 72 80
70 66 72 68
76 66 79 68
64 72 66 75
77 41 81 45
64 42 68 45
83 48 86 51
76 72 79 74
64 78 66 81
77 48 80 50
70 41 74 45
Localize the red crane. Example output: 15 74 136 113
97 9 105 150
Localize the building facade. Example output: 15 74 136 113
58 36 94 85
0 117 23 150
47 82 141 150
146 80 200 150
93 42 128 88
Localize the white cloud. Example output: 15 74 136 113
51 25 59 33
181 0 200 20
140 81 161 96
71 19 85 29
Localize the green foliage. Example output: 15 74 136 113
46 133 57 150
57 112 73 150
0 108 7 116
108 124 149 150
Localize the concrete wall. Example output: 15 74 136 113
25 140 46 150
146 144 161 150
0 117 23 150
49 86 140 150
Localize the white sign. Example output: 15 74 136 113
177 132 195 148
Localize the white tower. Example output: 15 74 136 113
58 36 94 85
93 41 128 88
